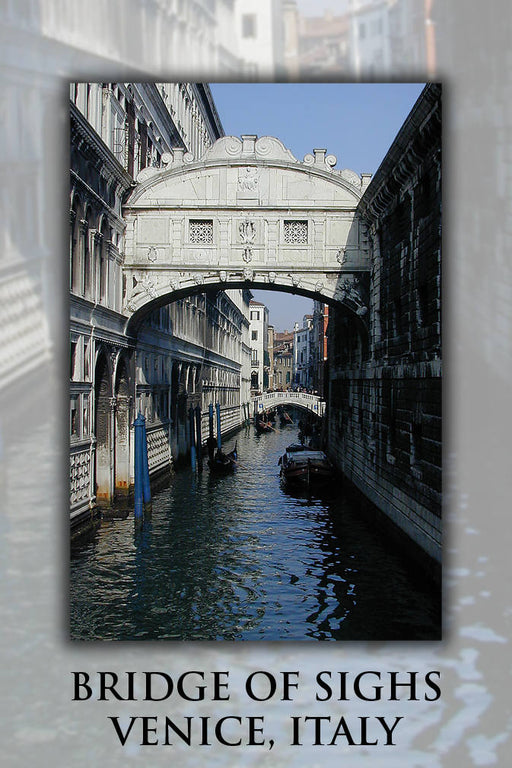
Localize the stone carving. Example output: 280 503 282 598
315 281 325 293
243 268 253 281
128 273 158 308
219 270 227 282
303 149 337 170
193 274 204 286
147 246 157 262
239 220 256 244
255 136 297 163
202 136 298 164
242 248 252 263
136 166 159 184
268 272 277 283
203 136 242 160
341 169 361 188
336 247 347 265
290 274 302 288
169 277 180 291
238 167 258 192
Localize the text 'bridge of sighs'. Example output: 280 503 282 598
122 135 372 332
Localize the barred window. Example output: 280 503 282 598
284 220 308 244
189 219 213 244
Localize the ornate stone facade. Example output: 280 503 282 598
69 82 252 527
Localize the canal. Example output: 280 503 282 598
70 421 441 641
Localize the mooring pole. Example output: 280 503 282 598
195 405 203 471
141 414 151 513
216 402 222 449
189 407 197 471
133 413 145 523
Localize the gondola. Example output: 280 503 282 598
208 442 238 473
280 410 293 426
255 413 274 434
279 443 334 487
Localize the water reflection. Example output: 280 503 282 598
70 423 440 641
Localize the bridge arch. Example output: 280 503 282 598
121 134 371 337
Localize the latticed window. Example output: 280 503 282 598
189 219 213 244
284 220 308 244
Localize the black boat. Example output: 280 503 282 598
255 413 274 434
208 442 238 473
280 410 293 426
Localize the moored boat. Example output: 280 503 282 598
279 444 334 486
209 442 238 473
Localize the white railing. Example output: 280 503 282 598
252 391 326 417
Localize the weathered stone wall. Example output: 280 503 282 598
327 84 442 570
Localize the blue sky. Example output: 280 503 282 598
209 82 425 331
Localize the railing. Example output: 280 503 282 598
252 391 326 417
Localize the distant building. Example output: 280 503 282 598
293 315 313 388
273 328 294 389
311 301 329 396
349 0 391 77
298 7 350 75
249 300 269 393
235 0 284 78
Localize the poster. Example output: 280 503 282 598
1 1 510 765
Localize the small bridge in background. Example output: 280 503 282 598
253 391 326 417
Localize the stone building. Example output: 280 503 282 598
249 299 269 393
327 83 442 573
311 301 329 396
293 314 313 388
70 82 251 527
273 329 294 390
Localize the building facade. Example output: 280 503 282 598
249 299 269 393
327 83 442 571
293 314 313 388
70 82 251 527
273 329 294 389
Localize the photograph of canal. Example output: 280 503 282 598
69 81 442 641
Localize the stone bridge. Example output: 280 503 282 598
122 134 372 333
253 390 326 417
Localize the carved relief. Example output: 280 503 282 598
268 272 277 283
239 220 256 244
219 270 227 282
242 248 252 263
238 167 258 192
147 246 157 262
243 268 253 281
336 247 347 265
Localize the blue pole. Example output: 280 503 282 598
216 402 222 449
141 415 151 508
195 405 203 471
133 413 145 521
208 403 214 439
189 407 197 471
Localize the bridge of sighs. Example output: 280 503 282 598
122 134 372 331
